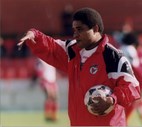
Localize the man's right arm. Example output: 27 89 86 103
18 29 68 73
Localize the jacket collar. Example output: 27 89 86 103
73 34 109 54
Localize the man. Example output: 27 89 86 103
35 59 58 121
18 8 140 126
120 32 142 121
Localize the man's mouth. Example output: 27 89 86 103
76 39 81 43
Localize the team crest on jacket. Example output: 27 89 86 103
90 65 98 74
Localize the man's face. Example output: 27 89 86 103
72 20 95 49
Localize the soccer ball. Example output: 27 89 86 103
84 84 114 116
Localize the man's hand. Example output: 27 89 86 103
17 31 36 50
90 96 114 115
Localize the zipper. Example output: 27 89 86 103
75 54 81 124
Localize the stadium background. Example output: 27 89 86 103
0 0 142 126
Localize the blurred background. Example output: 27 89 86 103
0 0 142 126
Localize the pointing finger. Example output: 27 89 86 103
17 41 24 46
20 36 30 42
18 45 23 51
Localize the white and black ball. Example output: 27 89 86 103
84 84 114 115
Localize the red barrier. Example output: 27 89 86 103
0 58 35 79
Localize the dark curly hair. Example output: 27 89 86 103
73 7 104 34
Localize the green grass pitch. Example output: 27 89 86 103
0 110 70 127
0 110 142 126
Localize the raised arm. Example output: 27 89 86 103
18 29 68 73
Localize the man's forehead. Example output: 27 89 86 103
72 21 87 28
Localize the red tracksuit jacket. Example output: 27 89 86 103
26 29 140 126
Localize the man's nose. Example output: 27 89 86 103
73 32 79 39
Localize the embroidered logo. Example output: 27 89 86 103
90 65 98 74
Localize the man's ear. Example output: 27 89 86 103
93 25 99 32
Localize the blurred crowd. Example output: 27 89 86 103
112 19 142 122
0 4 74 59
0 15 142 80
0 36 31 59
